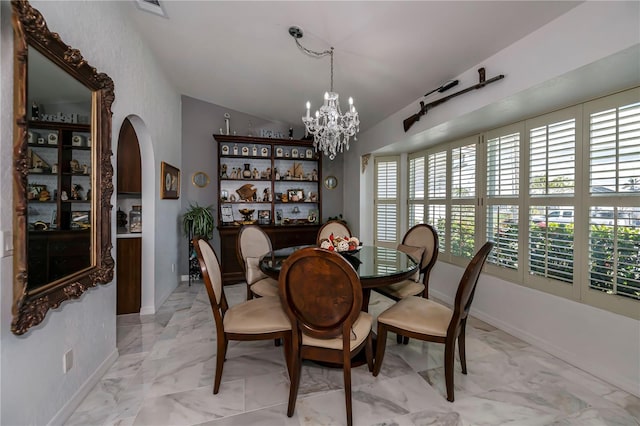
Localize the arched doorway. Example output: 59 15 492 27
116 118 142 314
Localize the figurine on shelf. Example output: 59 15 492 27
220 164 228 178
60 190 68 201
38 189 50 201
229 167 238 180
266 167 272 179
83 164 89 174
274 168 280 181
263 187 271 202
71 184 83 200
312 168 318 181
252 167 259 179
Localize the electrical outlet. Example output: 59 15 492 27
63 349 73 373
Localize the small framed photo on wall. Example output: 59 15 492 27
161 161 180 199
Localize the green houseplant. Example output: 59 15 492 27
182 203 215 239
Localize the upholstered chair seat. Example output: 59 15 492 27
376 298 451 336
224 296 290 334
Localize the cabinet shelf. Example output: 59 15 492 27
26 120 92 231
215 134 323 285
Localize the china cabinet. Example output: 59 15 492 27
214 134 322 284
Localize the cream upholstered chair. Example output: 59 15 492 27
280 247 373 426
373 241 494 402
375 224 439 301
193 237 291 394
316 220 352 244
236 225 279 299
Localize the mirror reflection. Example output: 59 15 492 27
26 47 93 291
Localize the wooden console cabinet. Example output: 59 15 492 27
213 134 323 285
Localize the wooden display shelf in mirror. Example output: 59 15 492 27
11 0 115 335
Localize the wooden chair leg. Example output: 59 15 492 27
287 348 302 417
444 342 456 402
343 349 353 426
213 336 229 394
365 333 374 372
275 338 281 347
373 324 388 376
246 284 253 300
403 336 409 345
282 334 293 380
396 333 403 344
458 320 468 375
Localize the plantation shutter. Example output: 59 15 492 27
450 141 477 259
408 155 425 228
374 157 399 247
426 150 448 252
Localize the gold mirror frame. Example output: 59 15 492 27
11 0 114 335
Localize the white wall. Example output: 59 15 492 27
345 1 640 396
0 1 182 424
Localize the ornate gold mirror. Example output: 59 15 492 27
11 0 114 335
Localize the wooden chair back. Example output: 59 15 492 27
316 220 352 244
279 247 361 340
448 241 494 335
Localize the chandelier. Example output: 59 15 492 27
289 26 359 160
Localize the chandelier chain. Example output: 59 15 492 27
294 38 334 91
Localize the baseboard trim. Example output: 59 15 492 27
430 288 639 397
48 348 119 426
139 305 155 316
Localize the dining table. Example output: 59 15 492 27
259 244 419 311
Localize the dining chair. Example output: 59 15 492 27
193 237 292 394
373 241 494 402
279 247 373 426
316 219 352 244
375 223 439 301
236 225 280 299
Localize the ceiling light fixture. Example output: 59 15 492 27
289 26 359 160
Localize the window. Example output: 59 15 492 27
374 157 399 248
427 150 448 252
525 110 578 297
584 90 640 316
408 155 425 228
450 140 476 260
404 87 640 319
486 124 521 276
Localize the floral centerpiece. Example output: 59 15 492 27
319 233 360 252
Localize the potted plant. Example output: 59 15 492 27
182 203 215 239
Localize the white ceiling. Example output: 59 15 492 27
122 1 582 132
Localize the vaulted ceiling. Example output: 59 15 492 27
122 1 582 133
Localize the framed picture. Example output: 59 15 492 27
305 148 313 159
241 146 249 156
221 145 229 155
287 188 304 202
160 161 180 199
275 147 283 157
71 210 90 229
221 204 234 223
261 147 269 157
258 209 271 225
291 148 299 158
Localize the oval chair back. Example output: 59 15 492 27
316 220 352 244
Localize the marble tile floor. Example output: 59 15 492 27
66 281 640 426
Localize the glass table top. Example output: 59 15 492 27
259 245 418 288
